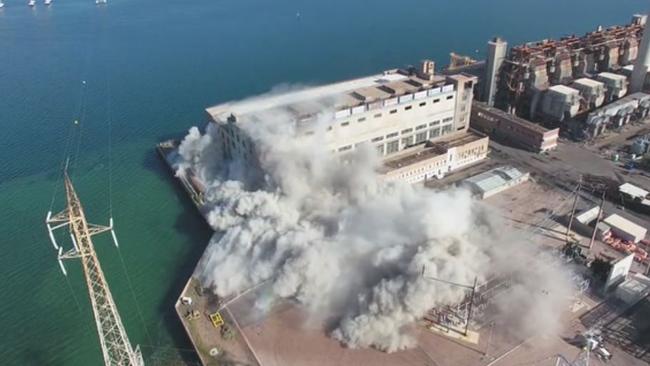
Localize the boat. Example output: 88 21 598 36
28 0 35 6
45 0 52 5
95 0 107 4
0 2 4 8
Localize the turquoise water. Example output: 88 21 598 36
0 0 645 364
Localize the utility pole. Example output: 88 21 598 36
566 176 583 243
588 189 606 250
46 172 144 366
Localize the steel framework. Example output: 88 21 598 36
46 172 144 366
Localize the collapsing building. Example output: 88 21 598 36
207 61 488 184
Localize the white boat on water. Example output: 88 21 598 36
95 0 107 4
28 0 36 6
0 2 5 8
45 0 52 5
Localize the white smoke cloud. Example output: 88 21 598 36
174 92 576 352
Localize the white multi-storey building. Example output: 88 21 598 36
205 61 486 183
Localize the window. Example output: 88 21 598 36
387 132 398 138
374 113 382 118
457 126 465 131
446 95 453 100
327 126 333 131
386 140 399 154
415 132 427 143
402 136 413 147
358 117 366 122
430 128 440 138
429 120 440 127
376 144 385 155
433 98 440 103
338 145 352 152
419 102 426 107
390 109 397 114
371 136 384 142
341 121 350 127
442 117 453 123
401 128 413 134
416 124 427 130
441 125 453 134
405 105 412 111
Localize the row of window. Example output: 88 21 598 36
338 95 454 128
338 123 457 154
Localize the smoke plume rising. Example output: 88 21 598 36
174 93 575 352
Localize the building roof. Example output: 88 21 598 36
598 72 627 81
380 132 486 172
548 84 580 96
472 101 555 135
603 214 647 240
379 80 420 95
572 78 604 89
463 166 527 194
619 183 649 198
205 69 453 123
576 206 601 224
350 86 391 102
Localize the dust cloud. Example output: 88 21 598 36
174 94 575 352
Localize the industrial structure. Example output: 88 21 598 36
603 214 648 244
488 15 647 118
470 101 558 152
206 61 487 183
580 92 650 138
461 166 529 199
631 133 650 155
45 172 144 366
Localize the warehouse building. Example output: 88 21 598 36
379 131 488 184
603 214 647 243
461 166 529 199
619 182 650 214
471 102 558 152
205 61 486 183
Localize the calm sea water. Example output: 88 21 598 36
0 0 645 364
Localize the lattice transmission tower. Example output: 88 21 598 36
46 172 144 366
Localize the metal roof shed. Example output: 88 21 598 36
603 214 647 243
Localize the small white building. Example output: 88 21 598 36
571 78 606 109
619 183 650 203
461 166 529 199
541 85 581 121
603 214 647 243
597 72 628 101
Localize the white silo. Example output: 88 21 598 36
631 14 650 92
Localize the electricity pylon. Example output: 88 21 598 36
46 171 144 366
